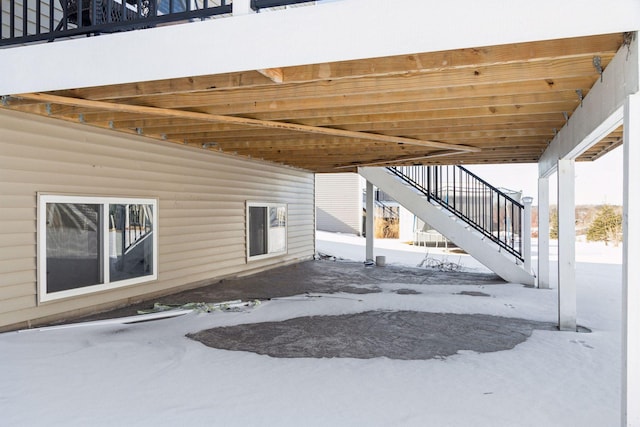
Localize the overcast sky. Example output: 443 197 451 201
465 146 624 206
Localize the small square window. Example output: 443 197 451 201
246 202 287 261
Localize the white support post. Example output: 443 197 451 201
537 177 550 289
622 92 640 427
365 180 374 263
557 159 576 331
522 196 534 275
232 0 254 15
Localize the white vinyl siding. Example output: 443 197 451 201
0 109 315 329
315 173 362 235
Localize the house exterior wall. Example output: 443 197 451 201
315 173 362 235
0 109 315 330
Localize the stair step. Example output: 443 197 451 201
359 166 534 286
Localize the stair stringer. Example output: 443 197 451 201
359 167 534 285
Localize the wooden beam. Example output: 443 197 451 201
105 58 605 110
333 150 461 169
247 101 577 127
281 34 624 83
60 34 621 102
257 68 284 84
156 88 584 119
51 71 278 101
12 93 480 153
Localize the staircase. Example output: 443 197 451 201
359 166 534 285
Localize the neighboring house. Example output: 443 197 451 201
315 172 363 236
315 173 402 239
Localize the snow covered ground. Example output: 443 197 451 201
0 232 623 426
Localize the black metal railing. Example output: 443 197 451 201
374 188 399 220
387 165 524 260
1 0 313 46
362 188 400 220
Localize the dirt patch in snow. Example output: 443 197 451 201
70 260 504 323
188 310 556 360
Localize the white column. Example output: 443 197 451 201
365 180 374 262
622 92 640 427
522 196 534 274
232 0 254 15
557 159 576 331
537 177 550 289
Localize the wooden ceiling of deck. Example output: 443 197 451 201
3 33 626 172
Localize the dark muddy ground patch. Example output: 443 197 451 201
188 310 556 360
68 260 504 323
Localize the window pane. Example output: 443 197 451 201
157 0 187 14
46 203 102 293
249 206 268 257
109 204 155 282
268 206 286 253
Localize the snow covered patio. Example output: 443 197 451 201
0 232 622 426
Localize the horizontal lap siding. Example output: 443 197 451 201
315 173 362 235
0 109 315 329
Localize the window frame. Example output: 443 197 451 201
37 194 158 303
245 201 288 262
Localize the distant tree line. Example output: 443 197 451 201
546 204 622 246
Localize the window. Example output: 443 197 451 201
157 0 187 14
38 195 157 302
246 202 287 261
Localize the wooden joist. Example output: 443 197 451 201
13 92 480 153
0 33 625 173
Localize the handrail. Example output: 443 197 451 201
362 188 399 220
374 188 399 220
1 0 314 47
387 165 524 261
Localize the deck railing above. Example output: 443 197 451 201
0 0 315 47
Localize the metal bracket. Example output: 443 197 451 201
136 128 143 135
46 103 52 115
109 121 114 129
562 112 569 122
592 56 603 82
576 89 584 107
78 114 85 123
1 95 9 106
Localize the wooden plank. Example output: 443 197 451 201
257 68 284 84
260 101 578 127
332 150 463 169
12 93 480 153
127 113 567 136
159 89 584 123
166 122 556 143
75 76 589 129
281 34 623 83
104 57 606 110
51 71 278 100
60 34 621 101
